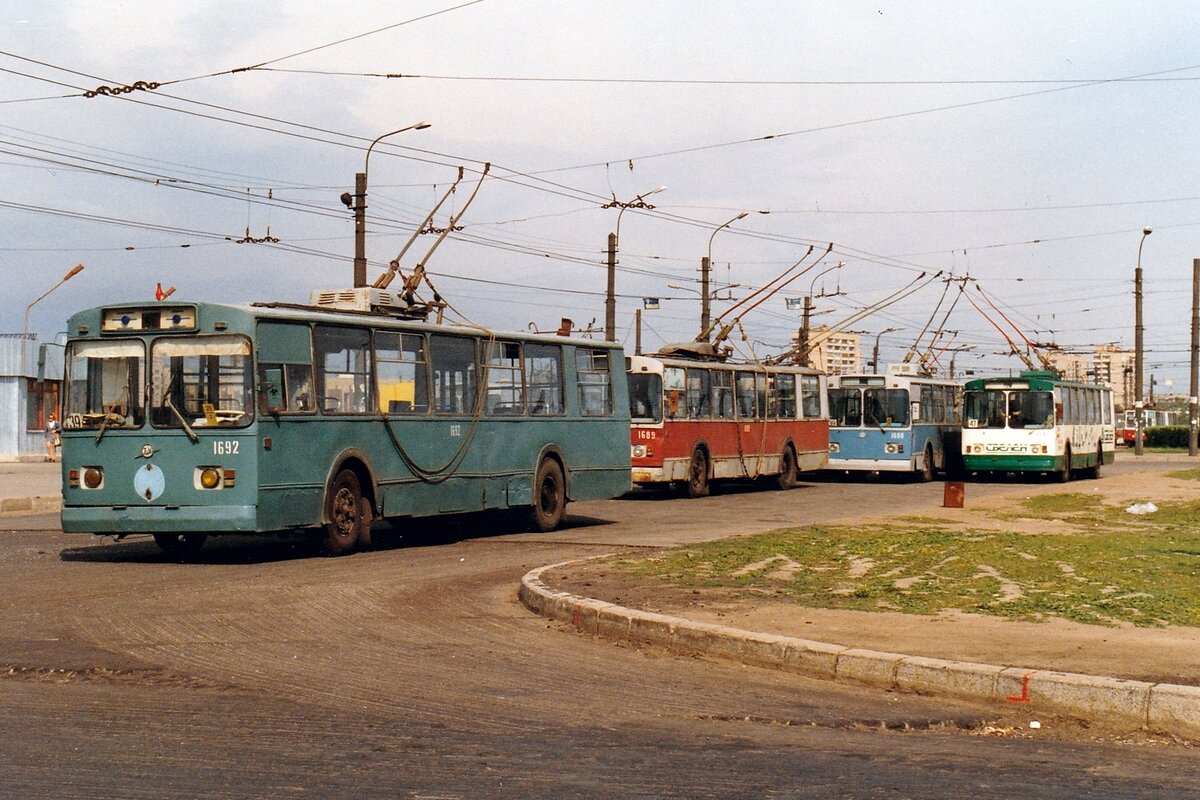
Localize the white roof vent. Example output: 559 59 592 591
309 288 403 312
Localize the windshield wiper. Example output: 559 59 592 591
94 387 130 444
160 374 199 443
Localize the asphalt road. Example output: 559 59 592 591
2 455 1198 798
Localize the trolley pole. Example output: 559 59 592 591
1190 257 1199 456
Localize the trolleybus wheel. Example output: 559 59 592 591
1057 445 1072 483
530 458 566 532
153 532 208 560
1091 443 1104 479
919 444 934 483
323 469 367 555
684 448 710 498
776 445 798 491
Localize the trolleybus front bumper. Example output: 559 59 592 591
962 455 1062 473
62 504 260 534
826 457 916 473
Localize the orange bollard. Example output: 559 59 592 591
943 481 965 508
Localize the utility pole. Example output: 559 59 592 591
348 121 431 288
352 171 367 287
699 256 712 335
602 186 666 343
1134 227 1152 456
1191 257 1199 456
635 308 643 355
606 233 618 341
799 295 812 367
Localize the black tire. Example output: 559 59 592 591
918 444 934 483
1091 444 1104 479
776 445 798 491
323 469 368 555
530 458 567 532
1057 445 1072 483
154 532 207 560
684 448 710 498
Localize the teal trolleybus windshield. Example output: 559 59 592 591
60 301 632 557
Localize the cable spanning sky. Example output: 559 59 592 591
2 1 1198 386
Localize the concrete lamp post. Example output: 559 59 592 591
346 121 432 288
603 185 667 341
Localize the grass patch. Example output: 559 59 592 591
1167 468 1200 481
621 498 1200 627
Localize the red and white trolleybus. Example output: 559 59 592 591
626 350 829 496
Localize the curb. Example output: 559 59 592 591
520 558 1200 741
0 496 61 516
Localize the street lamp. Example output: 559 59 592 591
345 121 432 288
1134 226 1152 456
603 185 666 341
24 263 84 340
798 261 844 367
871 327 900 373
701 210 770 336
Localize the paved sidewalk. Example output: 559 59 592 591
0 460 62 515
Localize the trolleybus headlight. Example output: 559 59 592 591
82 467 103 489
632 445 647 458
199 467 222 489
828 443 839 453
885 443 898 454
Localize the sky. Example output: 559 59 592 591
3 1 1199 391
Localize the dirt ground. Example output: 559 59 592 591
547 463 1200 686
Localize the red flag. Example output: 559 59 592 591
155 282 166 301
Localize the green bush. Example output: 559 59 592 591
1146 426 1189 448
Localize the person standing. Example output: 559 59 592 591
45 412 61 461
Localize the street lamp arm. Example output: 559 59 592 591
364 121 432 174
24 263 85 339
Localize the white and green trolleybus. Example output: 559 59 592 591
60 295 631 557
961 370 1115 481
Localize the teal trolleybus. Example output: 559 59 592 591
60 297 631 557
826 366 962 481
961 370 1115 481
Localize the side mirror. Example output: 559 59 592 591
263 368 285 413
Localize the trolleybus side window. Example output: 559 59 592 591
664 367 685 420
376 331 429 414
525 343 563 415
800 375 822 420
430 334 478 415
711 369 734 419
773 373 797 419
485 340 525 415
577 347 614 416
735 371 757 419
151 335 253 428
315 326 373 415
257 363 316 415
256 321 314 415
686 368 711 418
64 339 146 430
